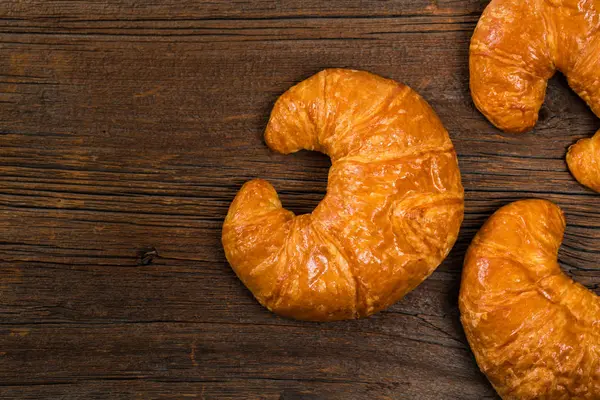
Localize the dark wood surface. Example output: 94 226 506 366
0 1 598 399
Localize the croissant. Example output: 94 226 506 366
222 69 464 321
460 199 600 399
470 0 600 192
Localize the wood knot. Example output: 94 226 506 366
137 248 158 266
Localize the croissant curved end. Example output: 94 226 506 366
460 199 600 399
223 69 464 321
470 0 600 191
566 129 600 192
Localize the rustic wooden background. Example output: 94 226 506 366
0 1 598 399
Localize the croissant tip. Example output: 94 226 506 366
239 178 276 192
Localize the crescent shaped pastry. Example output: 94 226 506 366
222 69 464 321
460 199 600 399
470 0 600 192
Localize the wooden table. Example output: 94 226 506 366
1 1 598 399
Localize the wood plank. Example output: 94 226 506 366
2 0 486 20
0 0 598 398
0 322 497 399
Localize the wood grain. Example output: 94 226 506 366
0 0 598 398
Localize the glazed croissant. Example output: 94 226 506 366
470 0 600 192
222 69 464 321
460 200 600 399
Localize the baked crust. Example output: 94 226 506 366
470 0 600 192
460 199 600 399
222 69 464 321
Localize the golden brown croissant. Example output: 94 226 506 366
470 0 600 192
222 69 464 321
460 199 600 399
